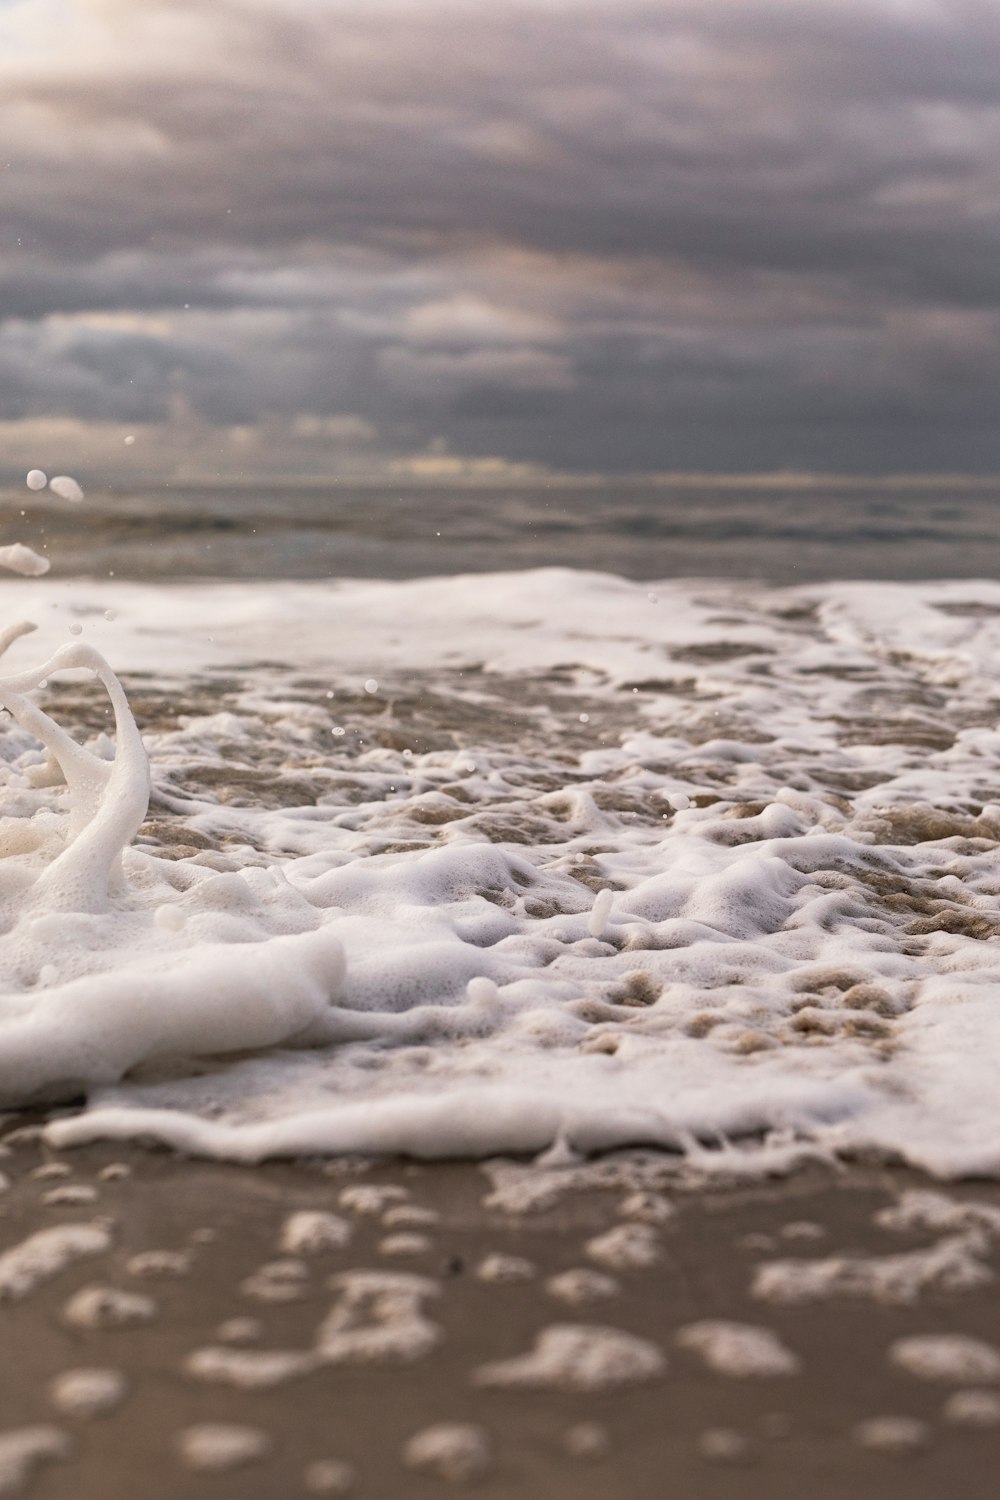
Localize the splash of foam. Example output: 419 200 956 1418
0 640 150 913
0 624 345 1106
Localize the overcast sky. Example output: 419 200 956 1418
2 0 1000 482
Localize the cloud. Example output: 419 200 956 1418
2 0 1000 476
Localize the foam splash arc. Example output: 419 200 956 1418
0 631 150 913
0 621 348 1108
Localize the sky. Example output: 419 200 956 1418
2 0 1000 482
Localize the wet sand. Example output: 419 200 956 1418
1 1135 1000 1499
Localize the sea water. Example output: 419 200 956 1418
3 484 1000 1176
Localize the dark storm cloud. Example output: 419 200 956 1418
2 0 1000 474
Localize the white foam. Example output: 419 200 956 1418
176 1423 270 1472
0 1427 70 1495
62 1285 156 1329
0 1223 111 1302
318 1271 441 1363
30 1163 71 1181
474 1323 665 1391
187 1269 442 1389
476 1253 536 1284
242 1259 308 1303
585 1222 660 1271
889 1334 1000 1383
876 1191 1000 1238
49 1368 127 1419
0 545 49 578
47 476 84 504
186 1347 317 1389
587 888 613 938
619 1191 674 1224
279 1211 352 1255
752 1234 992 1305
943 1389 1000 1427
379 1232 431 1257
383 1204 440 1228
402 1424 491 1483
126 1249 192 1279
338 1185 408 1216
42 1185 96 1206
545 1268 619 1305
677 1320 799 1378
4 570 1000 1175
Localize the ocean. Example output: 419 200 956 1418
7 478 1000 582
3 479 1000 1177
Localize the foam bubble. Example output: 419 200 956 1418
752 1235 992 1305
0 1224 111 1302
126 1249 192 1279
42 1185 96 1207
545 1268 619 1305
585 1222 660 1271
186 1347 316 1389
29 1163 71 1182
0 543 49 577
241 1259 308 1303
176 1423 270 1472
188 1269 443 1388
62 1286 156 1329
677 1321 799 1378
403 1424 491 1483
97 1163 131 1181
48 475 84 504
475 1323 665 1391
379 1232 431 1257
943 1389 1000 1427
476 1253 536 1284
339 1186 408 1216
0 1428 70 1493
382 1204 440 1228
280 1211 352 1255
49 1368 127 1419
889 1334 1000 1383
876 1191 1000 1239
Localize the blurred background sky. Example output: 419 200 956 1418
2 0 1000 485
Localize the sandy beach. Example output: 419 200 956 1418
2 1133 1000 1499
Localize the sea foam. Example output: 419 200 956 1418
0 569 998 1177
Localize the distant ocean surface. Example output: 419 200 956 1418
6 479 1000 581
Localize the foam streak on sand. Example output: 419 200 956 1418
4 569 1000 1175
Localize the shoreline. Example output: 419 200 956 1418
1 1136 999 1498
